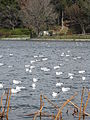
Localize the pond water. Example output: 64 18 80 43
0 41 90 120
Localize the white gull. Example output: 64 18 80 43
13 80 21 85
66 54 70 57
30 60 35 64
9 54 13 56
32 83 36 90
29 69 32 73
56 83 63 87
25 65 30 68
68 73 74 76
26 68 29 72
41 67 50 72
70 76 73 79
78 70 85 74
0 63 4 66
33 78 38 82
52 92 58 98
42 58 48 61
34 55 38 58
61 53 64 57
0 83 3 89
11 86 21 94
82 77 86 80
56 72 63 76
54 66 60 70
62 87 70 92
30 66 35 69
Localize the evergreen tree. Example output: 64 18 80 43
0 0 22 29
66 0 90 34
77 0 90 33
50 0 73 29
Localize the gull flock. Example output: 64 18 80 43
23 51 87 98
0 49 87 99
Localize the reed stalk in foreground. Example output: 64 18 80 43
55 93 77 120
0 88 11 120
79 87 85 120
24 88 90 120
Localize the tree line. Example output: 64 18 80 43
0 0 90 35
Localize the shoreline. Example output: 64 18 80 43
30 38 90 42
0 37 30 41
0 37 90 42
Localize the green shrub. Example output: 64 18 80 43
0 28 31 37
0 29 11 37
10 28 30 35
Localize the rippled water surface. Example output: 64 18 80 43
0 41 90 120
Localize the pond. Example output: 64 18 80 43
0 40 90 120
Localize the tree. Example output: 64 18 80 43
42 0 56 30
50 0 73 29
19 0 55 35
0 0 22 29
66 0 90 34
77 0 90 33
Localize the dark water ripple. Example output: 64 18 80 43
0 41 90 120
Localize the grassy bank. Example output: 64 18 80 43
0 28 30 38
0 28 90 41
38 34 90 40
